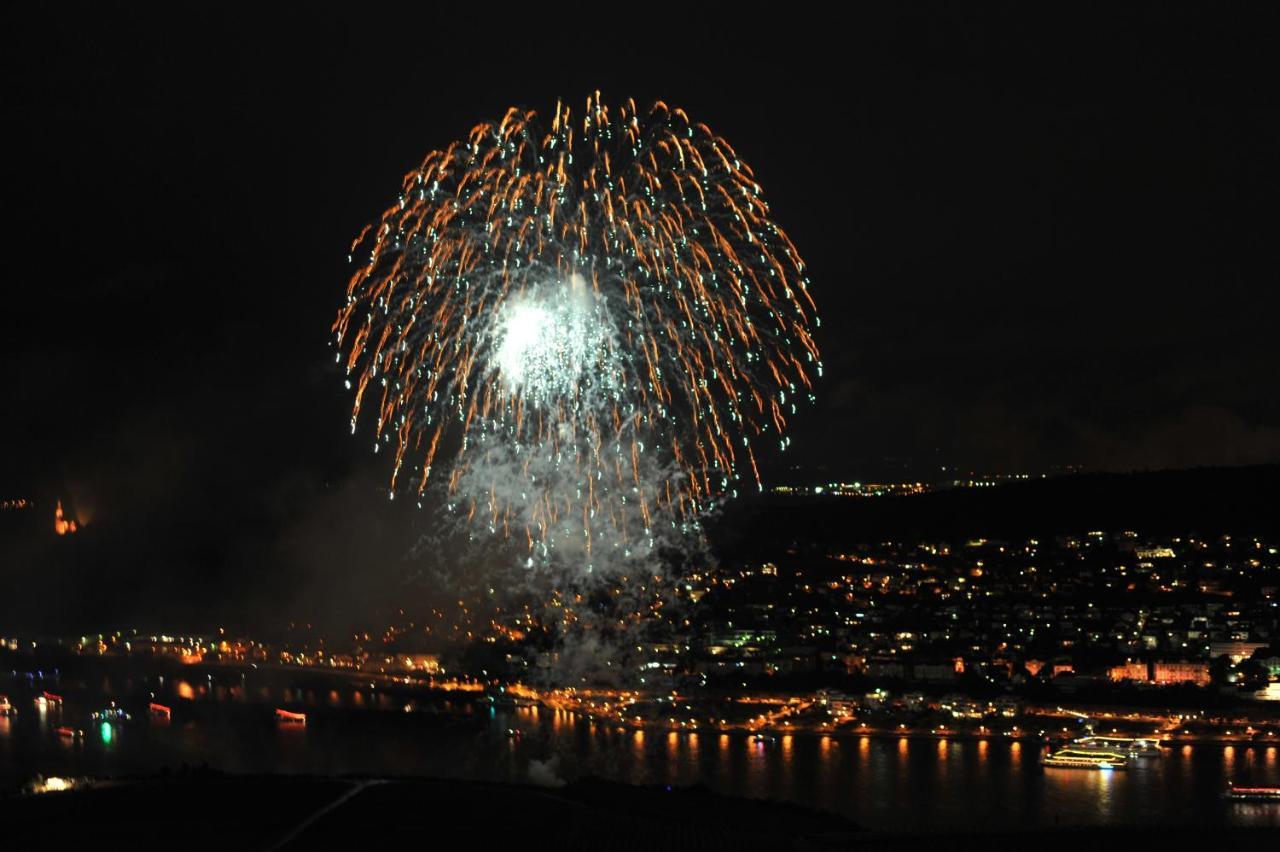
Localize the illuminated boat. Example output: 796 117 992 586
0 695 13 716
274 708 306 725
35 691 63 708
1040 747 1128 770
148 702 172 719
1074 735 1162 756
91 702 131 722
1224 784 1280 802
28 776 78 794
752 732 779 744
56 726 83 740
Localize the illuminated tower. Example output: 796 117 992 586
54 500 77 535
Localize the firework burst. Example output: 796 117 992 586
335 93 820 568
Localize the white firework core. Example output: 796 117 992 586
492 273 617 405
495 301 558 388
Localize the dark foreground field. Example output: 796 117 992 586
2 772 1276 851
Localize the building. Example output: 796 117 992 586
1152 661 1210 686
1210 641 1268 663
53 500 77 535
396 653 441 674
816 689 858 717
1108 660 1149 682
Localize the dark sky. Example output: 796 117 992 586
2 6 1278 631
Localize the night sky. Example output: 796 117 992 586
2 6 1278 631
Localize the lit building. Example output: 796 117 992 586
1108 661 1149 682
1210 641 1267 663
1152 661 1210 686
53 500 77 535
397 653 441 674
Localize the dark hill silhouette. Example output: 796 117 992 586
709 464 1280 560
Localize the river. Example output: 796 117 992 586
3 667 1279 834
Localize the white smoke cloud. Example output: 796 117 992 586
527 755 566 788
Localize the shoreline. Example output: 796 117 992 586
6 653 1280 748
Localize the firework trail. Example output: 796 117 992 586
335 93 820 572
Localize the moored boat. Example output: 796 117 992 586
1073 735 1162 757
1041 747 1128 770
1224 784 1280 802
274 708 306 725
